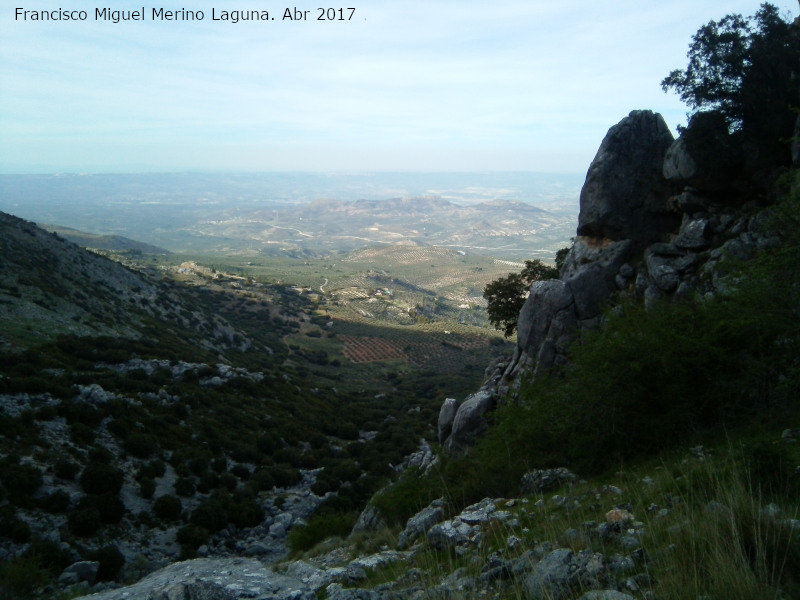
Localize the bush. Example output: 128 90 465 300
229 496 263 529
54 459 80 481
80 463 124 496
70 422 96 445
153 494 183 521
68 502 101 537
125 433 158 458
0 505 31 543
0 457 42 505
190 499 227 532
87 545 125 582
0 556 49 598
287 512 357 554
174 477 196 497
38 490 71 513
137 459 166 480
139 477 156 499
176 524 209 556
25 537 71 576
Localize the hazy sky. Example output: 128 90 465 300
1 1 796 173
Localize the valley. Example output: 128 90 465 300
0 198 552 596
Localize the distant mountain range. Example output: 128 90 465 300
206 195 574 260
0 173 579 260
43 224 171 254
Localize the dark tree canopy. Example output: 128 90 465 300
662 3 799 167
483 259 559 337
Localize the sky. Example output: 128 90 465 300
0 1 797 174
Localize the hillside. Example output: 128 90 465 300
0 210 519 599
42 224 171 255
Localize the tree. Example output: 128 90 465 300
484 259 559 337
662 3 799 167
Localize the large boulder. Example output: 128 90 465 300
663 111 740 192
437 397 459 445
561 237 636 321
516 279 577 374
443 390 494 453
577 110 676 244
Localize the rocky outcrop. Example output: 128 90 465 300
501 110 677 388
440 389 494 453
663 111 739 193
441 106 789 432
577 110 677 244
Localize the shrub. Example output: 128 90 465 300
137 459 166 480
153 494 183 521
70 422 96 445
68 502 101 537
0 505 31 543
0 556 49 598
229 496 264 529
248 468 274 492
80 463 124 496
174 477 196 497
38 490 71 513
287 512 357 554
176 524 209 557
25 537 71 576
125 433 158 458
0 456 42 505
54 459 80 481
139 477 156 499
190 500 227 532
87 545 125 582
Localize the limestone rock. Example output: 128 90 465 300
562 238 636 321
578 592 635 600
516 279 576 374
443 390 494 453
524 549 608 600
520 468 578 495
577 110 676 244
351 504 385 534
60 561 100 585
437 398 459 445
663 111 739 192
398 498 446 550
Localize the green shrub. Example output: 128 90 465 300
80 463 124 496
0 456 42 505
176 524 209 556
0 556 49 598
287 511 357 554
70 422 96 445
190 499 227 532
25 537 71 576
0 505 31 543
269 464 301 489
54 459 80 481
137 459 166 480
248 468 274 492
125 433 158 458
174 476 196 497
38 490 70 513
68 502 101 537
87 545 125 582
153 494 182 521
139 477 156 499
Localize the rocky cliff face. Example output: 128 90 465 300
440 108 790 451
